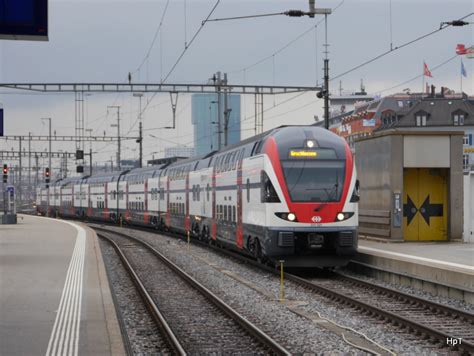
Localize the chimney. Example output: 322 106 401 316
440 86 446 97
430 84 436 98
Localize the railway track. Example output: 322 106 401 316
93 223 474 354
96 227 290 355
288 272 474 354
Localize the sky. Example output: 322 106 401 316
0 0 473 173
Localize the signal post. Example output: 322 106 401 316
1 164 17 224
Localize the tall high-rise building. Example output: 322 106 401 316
192 94 241 156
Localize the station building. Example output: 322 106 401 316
327 89 474 242
355 130 464 242
324 90 474 173
377 91 474 172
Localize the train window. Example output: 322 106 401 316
232 206 236 222
246 179 250 203
224 205 227 221
250 141 259 156
227 206 232 222
206 184 210 201
224 153 230 171
231 151 237 170
197 185 201 201
219 155 224 172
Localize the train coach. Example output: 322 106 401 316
37 126 359 268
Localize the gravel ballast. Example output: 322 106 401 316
96 225 468 354
99 238 171 355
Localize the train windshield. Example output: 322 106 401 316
281 160 345 202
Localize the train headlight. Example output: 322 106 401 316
336 212 354 221
287 213 296 221
306 140 316 148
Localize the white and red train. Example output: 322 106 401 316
37 126 359 267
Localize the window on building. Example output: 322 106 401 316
397 101 404 108
453 112 466 126
416 115 427 126
463 154 469 171
463 135 469 145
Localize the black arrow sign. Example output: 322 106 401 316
419 195 443 226
403 195 417 225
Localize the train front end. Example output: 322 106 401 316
262 126 358 268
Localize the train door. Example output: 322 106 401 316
403 168 448 241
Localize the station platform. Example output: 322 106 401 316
350 239 474 303
0 214 125 356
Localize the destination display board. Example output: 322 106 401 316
0 0 48 41
288 148 337 159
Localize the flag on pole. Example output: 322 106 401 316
461 60 467 77
423 62 433 77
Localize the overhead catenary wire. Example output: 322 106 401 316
377 54 459 94
203 11 286 24
215 11 472 128
331 12 473 81
131 0 170 76
228 0 345 75
138 0 221 119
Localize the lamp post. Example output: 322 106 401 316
108 106 121 171
133 93 144 168
85 128 93 175
208 100 217 151
41 117 51 216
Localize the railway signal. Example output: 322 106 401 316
44 167 50 187
2 164 7 183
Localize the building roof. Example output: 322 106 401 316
394 97 474 127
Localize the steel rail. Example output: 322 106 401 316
94 227 291 356
334 272 474 323
282 272 474 354
98 233 187 356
